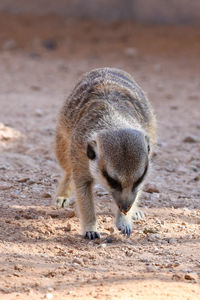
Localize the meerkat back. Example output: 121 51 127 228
55 67 156 240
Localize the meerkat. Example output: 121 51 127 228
55 67 156 240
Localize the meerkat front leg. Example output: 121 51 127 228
116 201 145 236
74 177 100 240
115 207 134 237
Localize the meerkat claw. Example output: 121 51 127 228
84 231 100 240
118 225 132 238
132 210 145 220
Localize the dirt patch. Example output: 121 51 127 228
0 14 200 299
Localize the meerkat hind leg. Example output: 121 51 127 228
54 174 74 208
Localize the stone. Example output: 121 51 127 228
43 39 57 50
45 293 53 299
146 265 157 272
183 135 198 143
144 183 160 193
2 39 17 50
184 273 198 281
42 192 51 198
124 47 137 56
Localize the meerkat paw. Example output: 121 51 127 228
115 213 133 238
132 209 145 220
83 231 100 240
54 196 75 208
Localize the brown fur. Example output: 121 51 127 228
55 67 156 239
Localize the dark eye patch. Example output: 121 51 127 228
102 170 122 192
132 164 148 192
87 144 96 160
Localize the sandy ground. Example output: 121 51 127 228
0 14 200 300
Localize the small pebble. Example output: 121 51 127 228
144 183 160 193
42 192 51 198
35 109 43 117
43 39 57 50
143 227 158 234
146 265 157 272
172 273 182 280
45 293 53 299
124 47 137 56
65 223 71 232
184 273 198 281
0 185 12 190
183 135 198 143
72 258 83 266
17 177 30 183
2 39 17 50
14 264 23 271
106 238 113 243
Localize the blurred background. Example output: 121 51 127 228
1 0 200 23
0 2 200 299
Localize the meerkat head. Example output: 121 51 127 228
86 128 150 214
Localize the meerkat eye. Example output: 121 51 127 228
102 170 122 191
87 144 96 160
132 164 148 192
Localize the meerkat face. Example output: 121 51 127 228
87 129 150 214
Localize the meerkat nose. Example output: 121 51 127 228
120 209 127 215
118 203 130 215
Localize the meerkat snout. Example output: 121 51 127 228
87 128 149 214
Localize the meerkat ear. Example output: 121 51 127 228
145 135 150 154
87 141 97 160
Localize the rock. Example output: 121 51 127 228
182 268 192 273
66 210 76 218
153 64 161 72
17 177 30 183
166 238 176 244
100 243 107 248
64 223 71 232
184 273 198 281
43 39 57 50
0 123 23 142
144 183 160 193
147 234 161 242
125 250 133 257
0 185 12 190
35 109 43 117
42 192 51 198
29 52 40 59
143 227 159 234
146 265 157 272
106 237 113 243
172 273 182 280
188 94 199 101
45 293 53 299
106 227 114 234
72 258 83 266
2 39 17 50
124 47 137 56
183 135 198 143
14 264 23 271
